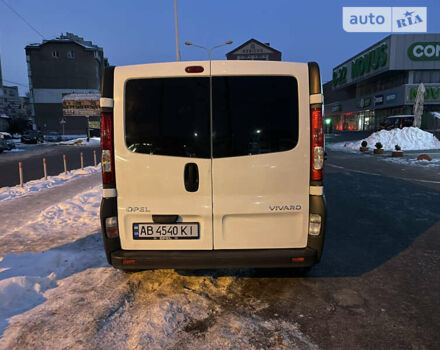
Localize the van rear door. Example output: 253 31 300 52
211 61 310 249
113 62 213 250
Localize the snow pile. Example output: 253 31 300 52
0 165 101 202
0 185 103 335
330 127 440 152
384 156 440 168
0 186 102 255
59 137 100 145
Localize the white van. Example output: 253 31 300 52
99 60 326 271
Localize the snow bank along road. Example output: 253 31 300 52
0 153 439 349
0 143 101 188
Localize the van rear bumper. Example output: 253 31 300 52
111 248 316 270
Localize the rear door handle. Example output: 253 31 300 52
184 163 199 192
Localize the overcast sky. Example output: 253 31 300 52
1 0 439 95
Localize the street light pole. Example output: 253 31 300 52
184 40 233 60
174 0 180 61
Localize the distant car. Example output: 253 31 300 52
0 138 8 153
21 130 44 144
0 132 16 150
380 115 414 131
45 131 62 142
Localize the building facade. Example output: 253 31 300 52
25 33 107 134
0 55 4 116
324 34 440 131
226 39 281 61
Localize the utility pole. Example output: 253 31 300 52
174 0 180 61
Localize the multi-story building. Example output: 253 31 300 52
324 34 440 132
0 55 4 115
1 86 21 118
25 32 107 134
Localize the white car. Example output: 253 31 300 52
99 60 326 271
0 132 16 150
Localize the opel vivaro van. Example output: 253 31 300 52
99 60 326 271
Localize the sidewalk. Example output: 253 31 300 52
0 173 101 256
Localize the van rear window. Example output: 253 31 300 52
212 76 298 158
125 75 298 158
125 78 210 158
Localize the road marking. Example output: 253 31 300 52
327 163 440 184
327 163 381 176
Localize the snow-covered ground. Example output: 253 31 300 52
329 127 440 152
59 137 100 146
0 165 101 202
383 156 440 168
0 178 317 349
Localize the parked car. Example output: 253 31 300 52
99 61 326 272
0 132 16 150
21 130 44 144
379 115 414 131
45 131 62 142
0 138 8 153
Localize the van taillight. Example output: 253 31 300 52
101 111 115 185
311 107 324 181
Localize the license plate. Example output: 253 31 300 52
133 223 199 240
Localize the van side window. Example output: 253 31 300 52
125 78 210 158
212 76 299 158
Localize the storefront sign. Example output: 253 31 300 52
408 42 440 61
333 42 389 87
357 97 371 108
62 93 100 117
374 95 384 105
351 44 388 80
386 93 397 102
88 121 100 129
408 85 440 102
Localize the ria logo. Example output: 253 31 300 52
392 8 426 32
396 11 423 28
343 7 427 33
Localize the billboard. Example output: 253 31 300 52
62 93 100 117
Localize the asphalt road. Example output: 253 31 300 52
0 143 101 187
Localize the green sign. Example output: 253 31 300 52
409 87 440 101
357 97 371 108
351 44 387 80
408 42 440 61
333 43 388 87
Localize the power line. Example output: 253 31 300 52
3 79 29 88
0 0 45 39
